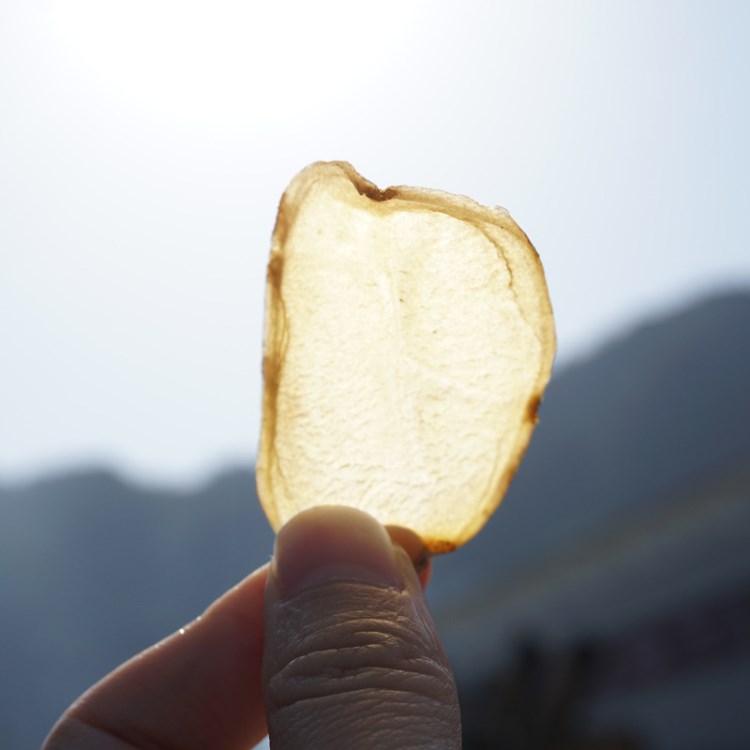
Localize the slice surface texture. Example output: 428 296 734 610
257 161 555 553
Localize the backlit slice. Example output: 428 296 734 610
257 161 555 553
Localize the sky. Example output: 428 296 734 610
2 0 749 486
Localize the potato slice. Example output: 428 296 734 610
257 162 555 553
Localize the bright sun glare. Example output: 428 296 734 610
48 0 423 125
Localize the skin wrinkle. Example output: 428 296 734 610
268 654 455 710
273 624 453 684
269 682 455 712
53 713 173 750
280 638 446 678
284 616 424 658
271 691 458 749
68 681 237 750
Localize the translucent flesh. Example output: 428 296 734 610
257 162 555 553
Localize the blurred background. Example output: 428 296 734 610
1 1 749 748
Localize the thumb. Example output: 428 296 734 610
262 506 461 750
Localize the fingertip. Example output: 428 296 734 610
273 506 402 596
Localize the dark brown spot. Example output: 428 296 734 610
427 539 458 555
267 254 284 288
262 354 278 385
355 182 399 202
526 394 542 424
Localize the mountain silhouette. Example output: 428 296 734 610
1 288 749 749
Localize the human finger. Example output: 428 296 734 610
263 506 461 750
43 564 269 750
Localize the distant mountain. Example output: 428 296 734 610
2 288 749 749
0 469 273 749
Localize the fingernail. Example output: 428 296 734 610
273 506 402 596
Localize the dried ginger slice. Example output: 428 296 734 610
257 161 555 553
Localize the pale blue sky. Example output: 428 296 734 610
2 1 749 485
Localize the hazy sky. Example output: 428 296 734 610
2 1 749 485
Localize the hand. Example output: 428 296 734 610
42 505 461 749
